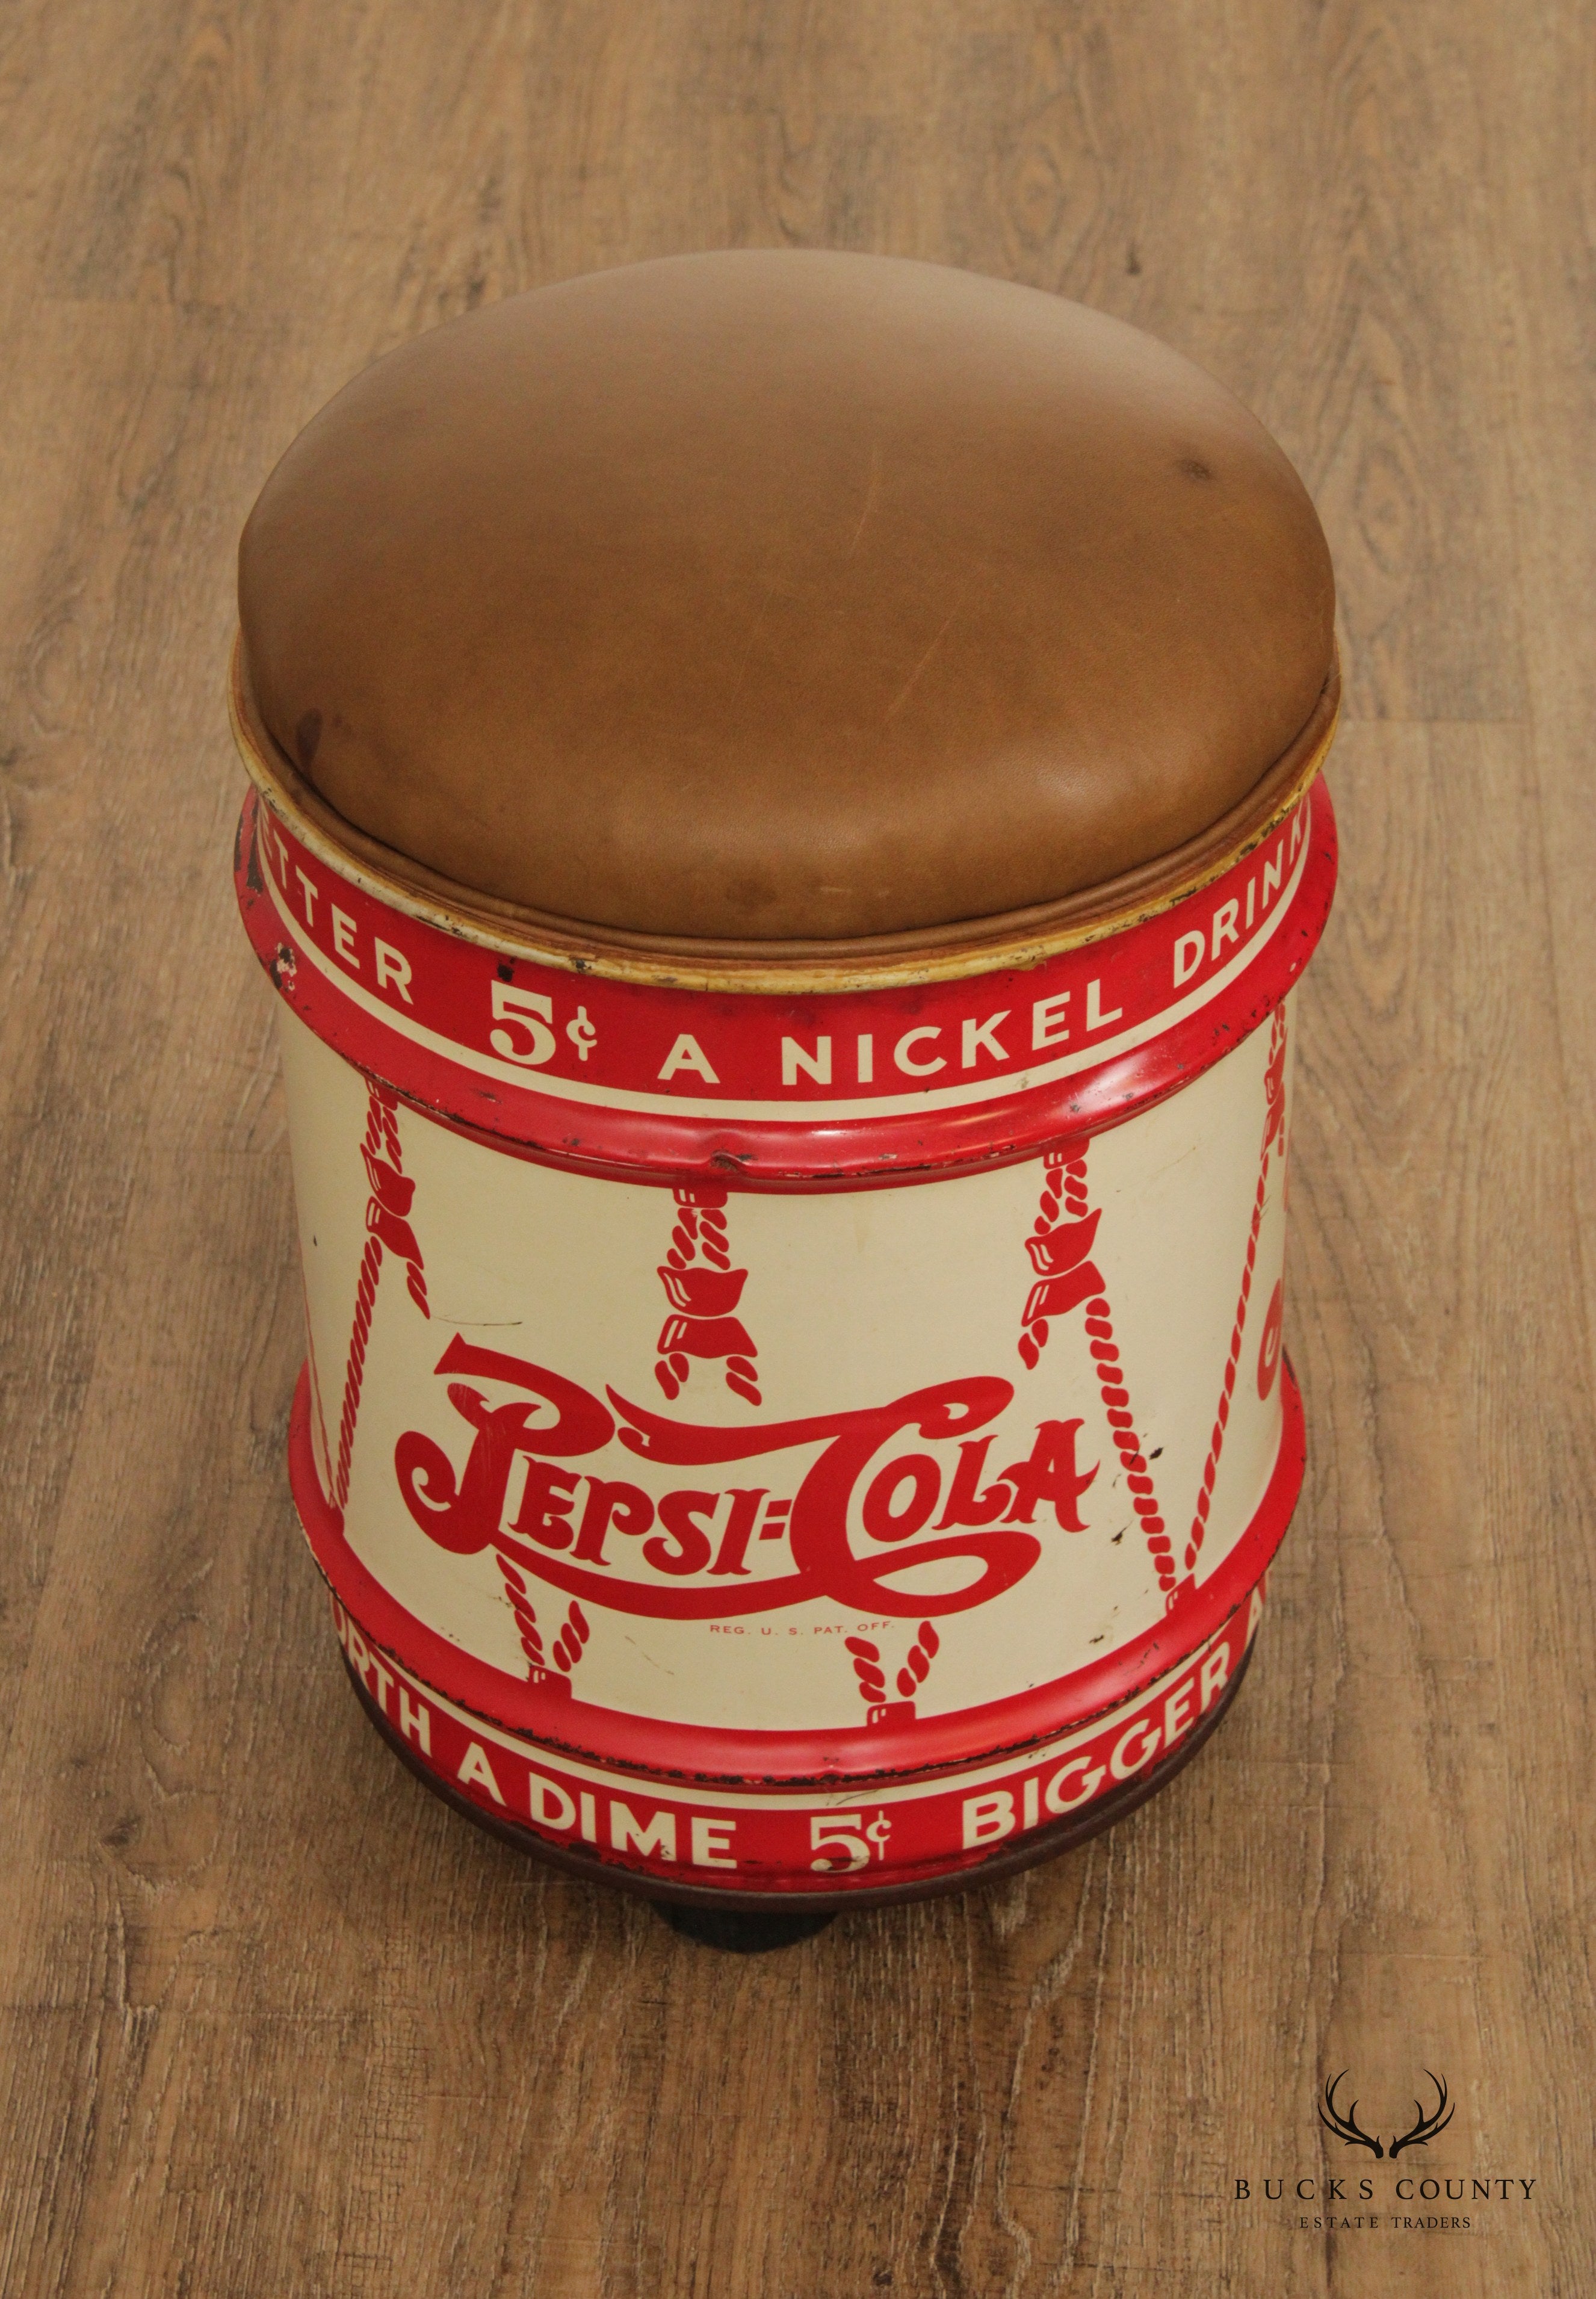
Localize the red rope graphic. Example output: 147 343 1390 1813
846 1623 941 1722
894 1621 939 1704
496 1555 547 1666
1016 1149 1104 1367
654 1184 761 1405
332 1237 382 1513
330 1082 429 1514
1068 1154 1178 1606
1183 1007 1288 1576
1081 1283 1177 1605
1017 1148 1177 1603
495 1557 590 1684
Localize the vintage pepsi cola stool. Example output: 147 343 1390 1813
231 252 1338 1931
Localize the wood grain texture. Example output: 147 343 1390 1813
0 2 1590 2291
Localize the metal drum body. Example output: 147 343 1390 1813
235 717 1337 1907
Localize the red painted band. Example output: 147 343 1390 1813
326 1579 1266 1896
236 782 1338 1187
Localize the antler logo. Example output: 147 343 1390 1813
1317 2072 1384 2158
1388 2073 1456 2159
1318 2071 1455 2160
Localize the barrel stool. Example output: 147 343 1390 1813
231 252 1338 1946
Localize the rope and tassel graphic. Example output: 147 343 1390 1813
1016 1148 1104 1370
1183 1005 1289 1577
331 1082 429 1514
1016 1146 1178 1606
847 1623 941 1727
1014 1005 1291 1611
654 1183 761 1405
327 1083 581 1691
495 1555 590 1690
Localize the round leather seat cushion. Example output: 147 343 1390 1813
238 251 1334 943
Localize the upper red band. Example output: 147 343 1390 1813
235 778 1337 1187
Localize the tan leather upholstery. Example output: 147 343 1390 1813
239 251 1334 942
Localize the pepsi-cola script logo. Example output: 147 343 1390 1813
395 1335 1097 1621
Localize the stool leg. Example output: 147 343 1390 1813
659 1902 837 1952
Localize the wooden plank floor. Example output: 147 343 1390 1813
1 2 1591 2291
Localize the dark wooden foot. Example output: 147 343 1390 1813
659 1902 837 1951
